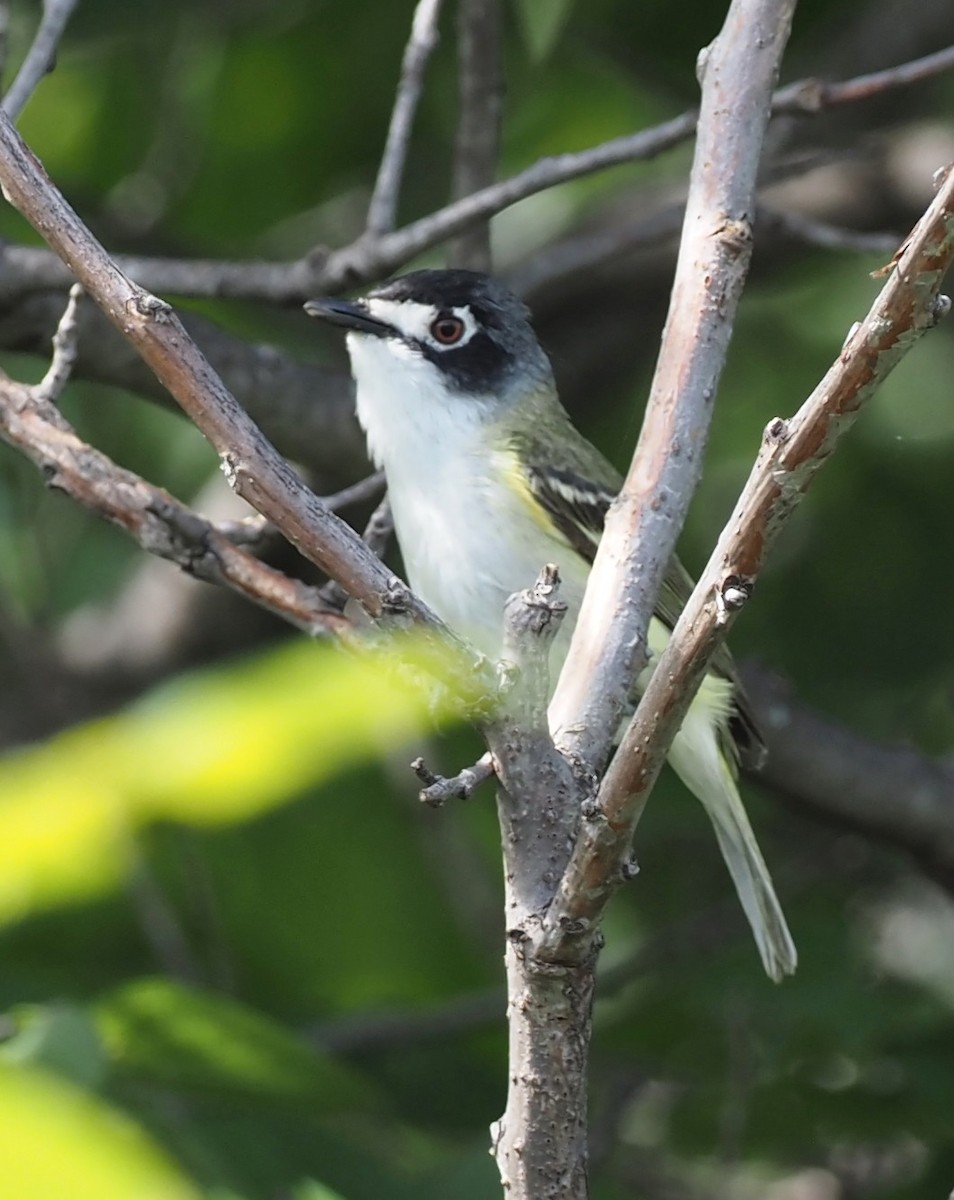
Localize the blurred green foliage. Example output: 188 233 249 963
0 639 446 926
1 1 954 1197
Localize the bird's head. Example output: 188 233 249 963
305 270 555 466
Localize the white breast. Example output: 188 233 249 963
347 332 589 657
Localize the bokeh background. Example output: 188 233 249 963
1 1 954 1197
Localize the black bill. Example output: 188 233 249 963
304 297 392 336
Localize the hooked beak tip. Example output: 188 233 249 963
304 297 391 337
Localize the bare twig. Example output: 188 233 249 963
128 854 203 985
549 0 797 772
507 202 687 297
2 0 79 120
0 289 365 479
0 109 497 710
413 750 495 806
0 49 951 305
0 373 351 640
449 0 504 271
331 111 698 287
205 469 382 552
543 162 954 951
507 150 867 298
319 494 394 613
757 205 900 255
314 984 504 1053
366 0 444 236
361 493 394 559
0 3 12 95
320 469 386 513
207 512 272 548
35 281 82 401
743 666 954 887
772 43 954 112
309 894 764 1056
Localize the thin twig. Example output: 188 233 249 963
366 0 444 236
449 0 503 271
772 43 954 112
507 150 869 297
361 494 394 558
542 162 954 953
313 985 504 1054
0 108 498 712
0 374 352 640
207 512 272 548
506 203 686 297
2 0 79 120
128 853 203 985
333 110 699 286
412 750 495 806
320 469 386 513
0 48 951 304
36 281 82 401
758 205 900 255
743 666 954 888
318 494 393 613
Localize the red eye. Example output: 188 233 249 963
430 314 466 345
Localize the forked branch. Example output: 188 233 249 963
0 108 496 711
543 163 954 954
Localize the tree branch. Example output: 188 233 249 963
543 161 954 952
757 205 900 255
366 0 444 237
0 289 365 479
1 49 950 305
479 566 595 1200
0 109 496 709
1 0 79 120
35 279 82 400
772 42 954 111
0 367 350 641
743 666 954 886
449 0 503 271
318 469 386 515
550 0 797 770
413 750 495 806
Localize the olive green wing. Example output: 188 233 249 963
507 414 766 771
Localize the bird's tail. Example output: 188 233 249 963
704 764 797 982
668 717 797 982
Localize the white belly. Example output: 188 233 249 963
389 467 733 733
389 463 590 662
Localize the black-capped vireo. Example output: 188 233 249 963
307 269 796 981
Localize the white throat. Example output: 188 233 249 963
347 332 489 486
346 331 539 650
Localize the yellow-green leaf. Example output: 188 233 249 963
0 637 455 927
0 1064 200 1200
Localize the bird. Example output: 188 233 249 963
305 268 797 981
